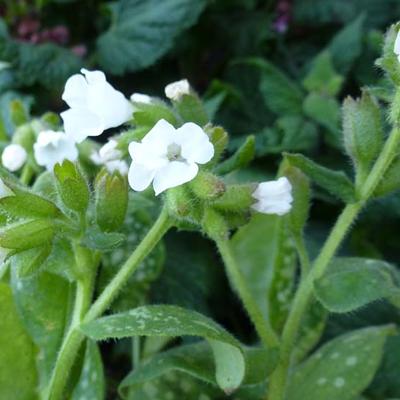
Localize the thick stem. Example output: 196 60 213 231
45 208 171 400
216 238 279 348
46 273 94 400
20 163 34 185
268 126 400 400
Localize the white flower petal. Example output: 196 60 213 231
128 141 168 170
2 144 27 171
106 160 128 175
164 79 190 101
153 161 198 195
62 74 88 108
34 130 78 171
130 93 153 104
175 122 214 164
142 119 176 149
99 140 121 162
128 162 156 192
252 177 293 216
395 31 400 55
61 108 104 143
0 178 14 198
86 78 133 129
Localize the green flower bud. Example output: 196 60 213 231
165 185 202 224
205 125 228 165
342 91 383 178
202 208 229 241
0 219 54 250
95 169 128 232
10 100 29 127
189 171 225 200
212 184 254 212
12 124 36 149
54 160 90 214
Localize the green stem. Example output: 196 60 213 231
268 126 400 400
20 163 34 185
293 233 311 276
45 208 172 400
84 207 172 322
46 271 94 400
216 238 279 348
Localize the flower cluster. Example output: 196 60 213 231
0 71 293 217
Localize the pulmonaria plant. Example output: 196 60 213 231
1 23 400 400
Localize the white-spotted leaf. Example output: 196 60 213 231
286 325 395 400
80 305 246 393
314 257 400 313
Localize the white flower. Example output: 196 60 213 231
0 178 14 198
252 177 293 216
395 30 400 61
105 160 129 175
130 93 153 104
90 140 122 165
164 79 190 101
128 119 214 195
61 69 133 143
2 144 27 171
34 130 78 171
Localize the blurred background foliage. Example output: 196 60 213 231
3 1 400 398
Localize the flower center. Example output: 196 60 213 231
167 143 184 162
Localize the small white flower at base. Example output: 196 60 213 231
105 160 129 175
91 140 122 165
130 93 153 104
164 79 190 101
395 30 400 62
2 144 27 171
34 130 78 171
61 69 133 143
252 177 293 216
128 119 214 195
0 178 14 198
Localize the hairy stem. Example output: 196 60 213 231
45 208 172 400
268 126 400 400
216 238 279 348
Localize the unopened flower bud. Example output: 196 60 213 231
95 170 128 232
2 144 27 171
164 79 190 101
54 160 89 214
130 93 153 104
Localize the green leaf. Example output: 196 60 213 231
292 300 328 363
256 116 318 155
0 191 62 219
314 257 400 313
133 101 178 128
119 342 278 398
327 14 365 74
80 305 245 393
215 135 255 175
174 93 209 126
242 58 303 115
11 246 52 277
284 153 356 203
81 226 126 251
10 271 71 390
303 52 344 96
97 0 206 74
286 325 395 400
71 341 105 400
0 282 37 399
303 92 341 146
231 214 297 332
